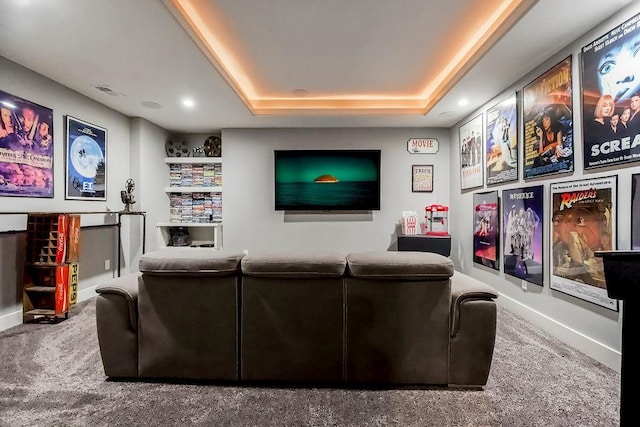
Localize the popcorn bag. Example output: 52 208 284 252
401 211 418 235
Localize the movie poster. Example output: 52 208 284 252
550 176 618 311
460 114 483 190
522 56 574 179
473 190 499 270
0 89 54 198
632 173 640 249
503 185 544 286
486 94 518 185
582 12 640 170
65 116 107 200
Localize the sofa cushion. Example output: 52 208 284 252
241 251 346 278
139 248 244 276
346 251 454 280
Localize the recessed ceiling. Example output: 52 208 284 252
165 0 536 115
0 0 634 132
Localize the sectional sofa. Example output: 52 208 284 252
95 248 498 387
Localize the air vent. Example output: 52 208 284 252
94 85 123 97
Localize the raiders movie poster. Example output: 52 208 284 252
582 12 640 170
502 185 544 286
522 56 574 179
550 177 618 311
486 94 518 185
473 190 499 270
460 114 484 190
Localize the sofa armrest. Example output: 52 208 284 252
96 273 140 331
450 272 498 337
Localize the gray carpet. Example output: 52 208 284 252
0 299 619 426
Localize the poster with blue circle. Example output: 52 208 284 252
65 116 107 200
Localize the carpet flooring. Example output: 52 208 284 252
0 299 620 426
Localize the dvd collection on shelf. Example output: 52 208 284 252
168 161 223 223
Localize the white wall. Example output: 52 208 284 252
448 4 640 372
220 128 450 253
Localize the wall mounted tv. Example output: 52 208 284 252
274 149 381 211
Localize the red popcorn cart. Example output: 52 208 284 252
425 204 449 236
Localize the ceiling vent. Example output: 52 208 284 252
94 85 124 97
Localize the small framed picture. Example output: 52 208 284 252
412 164 433 192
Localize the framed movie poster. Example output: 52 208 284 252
632 173 640 249
486 94 518 185
550 176 618 311
582 11 640 170
522 56 574 179
503 185 544 286
65 116 107 200
473 190 500 270
0 89 53 198
412 164 433 192
460 114 483 190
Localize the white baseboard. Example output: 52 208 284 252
0 284 98 333
498 292 621 373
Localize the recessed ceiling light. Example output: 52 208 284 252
458 99 469 106
141 101 162 109
182 98 195 108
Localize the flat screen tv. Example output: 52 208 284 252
274 149 381 211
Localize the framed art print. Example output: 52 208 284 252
65 116 107 200
503 185 544 286
412 164 433 192
632 173 640 250
486 93 518 185
460 114 483 190
473 190 500 270
0 89 54 198
522 56 574 179
550 176 617 311
581 11 640 170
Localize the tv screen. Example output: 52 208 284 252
274 149 381 211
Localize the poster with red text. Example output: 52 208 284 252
550 176 617 311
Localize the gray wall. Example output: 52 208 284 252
449 4 640 371
219 128 451 253
0 57 154 330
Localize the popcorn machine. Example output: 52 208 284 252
425 204 449 236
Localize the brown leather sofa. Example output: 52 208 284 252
95 249 498 386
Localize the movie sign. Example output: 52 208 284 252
582 12 640 170
407 138 439 154
522 56 574 179
550 176 618 311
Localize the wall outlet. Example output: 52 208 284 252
104 259 111 270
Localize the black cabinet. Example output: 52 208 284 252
397 234 451 257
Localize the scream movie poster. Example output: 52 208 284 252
582 12 640 169
502 185 544 286
473 191 499 270
522 57 574 179
550 177 618 311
